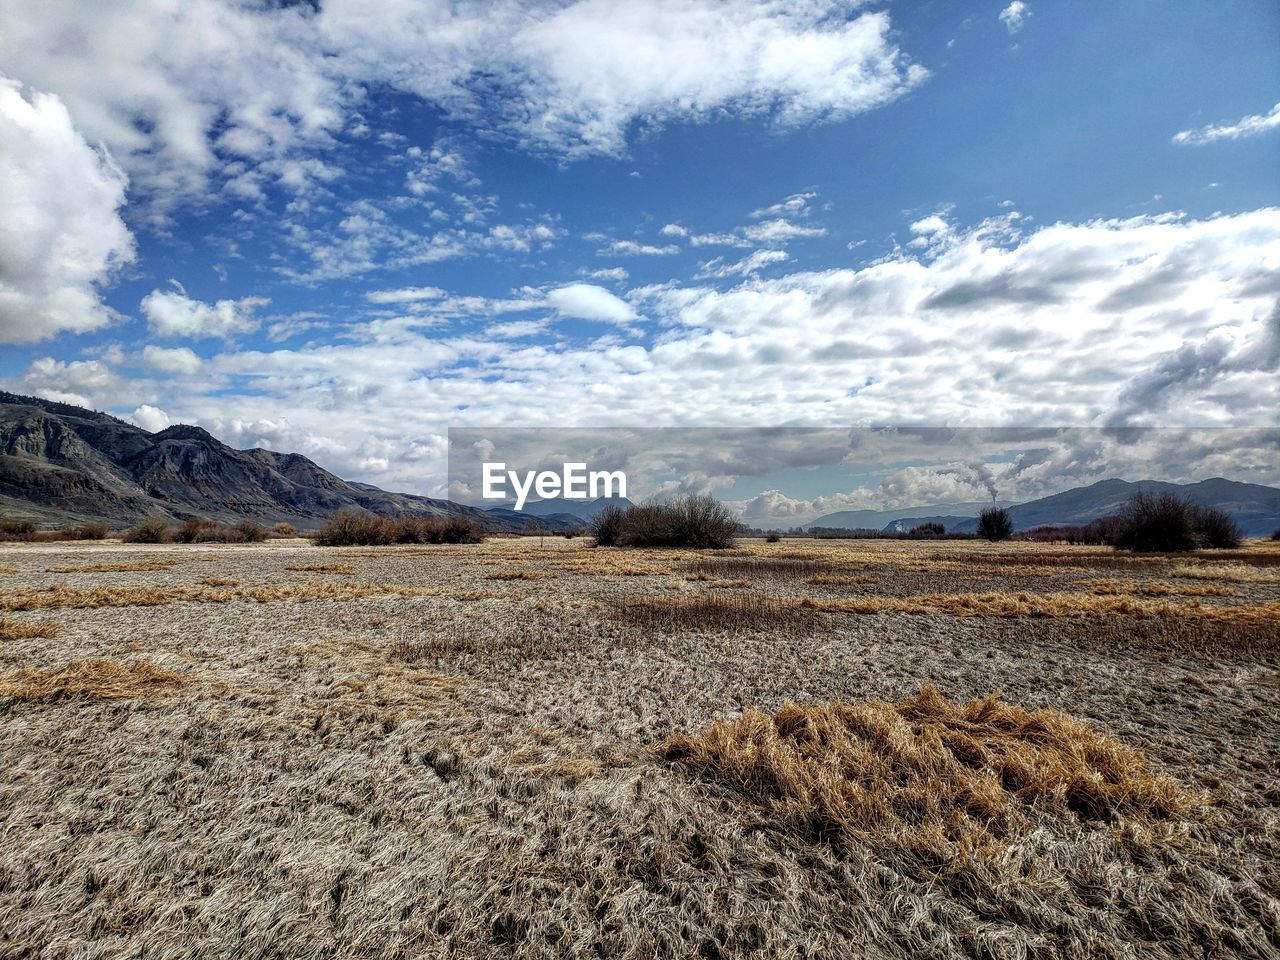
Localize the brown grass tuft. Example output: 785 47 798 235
0 583 487 611
0 658 186 700
617 593 821 631
662 686 1202 873
484 570 557 581
285 562 356 574
45 560 184 573
0 617 59 640
1085 577 1238 598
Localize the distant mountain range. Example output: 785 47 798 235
0 393 568 531
5 393 1277 537
813 478 1280 538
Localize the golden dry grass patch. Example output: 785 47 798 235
45 559 186 573
662 685 1203 874
286 562 357 573
0 617 59 640
1169 562 1278 583
484 570 557 581
0 582 503 611
0 658 187 701
1085 577 1238 598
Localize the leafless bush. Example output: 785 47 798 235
1114 492 1241 552
590 495 738 549
313 508 399 546
977 506 1014 542
123 515 171 544
273 522 296 537
396 514 485 544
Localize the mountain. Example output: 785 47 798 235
807 501 1004 531
494 495 633 520
810 480 1280 538
950 478 1280 537
880 516 978 534
0 393 567 531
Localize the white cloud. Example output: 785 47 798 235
141 287 268 339
129 404 172 432
1 1 926 203
141 345 202 375
695 249 791 279
660 223 689 237
741 219 827 244
909 214 950 236
0 77 134 343
546 283 638 324
1173 101 1280 146
364 286 447 304
581 267 630 282
749 192 817 219
600 240 681 256
999 2 1029 34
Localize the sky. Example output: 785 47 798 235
1 0 1278 521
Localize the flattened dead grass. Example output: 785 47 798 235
0 583 483 611
44 560 185 573
663 685 1202 873
285 562 356 574
806 573 877 586
617 593 821 631
0 658 186 700
814 591 1280 623
1169 562 1278 583
0 617 59 640
1086 577 1238 598
484 570 557 581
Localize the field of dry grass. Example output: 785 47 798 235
0 535 1277 958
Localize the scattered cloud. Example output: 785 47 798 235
999 2 1030 34
129 404 172 432
599 240 681 256
1173 101 1280 146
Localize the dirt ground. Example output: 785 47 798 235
1 536 1277 959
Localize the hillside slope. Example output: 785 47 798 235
0 393 553 530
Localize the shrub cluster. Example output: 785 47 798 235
1112 492 1241 552
589 494 739 549
906 522 945 539
976 506 1014 542
0 519 37 542
0 519 113 542
125 516 268 544
313 508 485 546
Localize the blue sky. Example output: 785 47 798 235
1 0 1277 519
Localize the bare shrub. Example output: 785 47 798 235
0 519 36 542
227 519 268 543
314 508 399 546
1192 505 1241 549
123 515 171 544
396 514 485 545
1113 492 1241 552
765 531 782 543
907 521 945 539
1272 529 1280 541
175 517 214 543
977 506 1014 542
61 521 108 541
590 495 738 549
273 522 296 537
662 685 1201 873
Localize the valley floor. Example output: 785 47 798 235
0 537 1277 958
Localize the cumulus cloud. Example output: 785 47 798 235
141 345 202 375
129 404 172 432
695 249 791 279
546 283 637 324
0 77 134 343
141 286 268 339
1173 101 1280 146
999 2 1029 34
20 357 120 408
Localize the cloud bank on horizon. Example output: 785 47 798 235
0 0 1277 518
